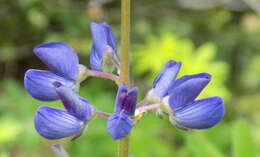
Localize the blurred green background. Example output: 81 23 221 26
1 0 260 156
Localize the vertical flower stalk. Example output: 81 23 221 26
119 0 131 156
120 0 130 85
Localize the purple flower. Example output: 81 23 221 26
149 60 182 100
24 41 80 101
34 82 95 139
34 84 95 140
115 83 138 116
107 112 133 140
34 41 79 80
90 22 117 71
107 83 138 140
151 60 225 129
34 106 84 140
53 81 94 121
167 73 225 129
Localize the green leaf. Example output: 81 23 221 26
186 134 225 157
232 120 256 157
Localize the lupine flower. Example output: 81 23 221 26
34 82 94 140
166 73 225 129
107 112 133 140
107 83 138 140
151 60 225 130
34 106 84 140
24 41 81 101
90 22 117 72
148 60 182 101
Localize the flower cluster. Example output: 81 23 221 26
24 21 225 142
24 22 120 140
25 42 95 139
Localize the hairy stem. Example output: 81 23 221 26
87 70 120 82
96 111 111 118
136 103 162 115
119 0 131 156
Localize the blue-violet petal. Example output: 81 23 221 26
33 41 79 80
152 60 182 98
89 46 103 71
53 82 94 121
168 73 211 110
172 96 225 129
115 83 138 116
34 106 83 140
107 112 133 140
90 22 117 55
102 22 117 52
24 69 74 101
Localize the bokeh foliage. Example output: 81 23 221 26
1 0 260 156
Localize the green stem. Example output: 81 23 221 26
119 0 131 156
118 136 130 157
120 0 130 84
